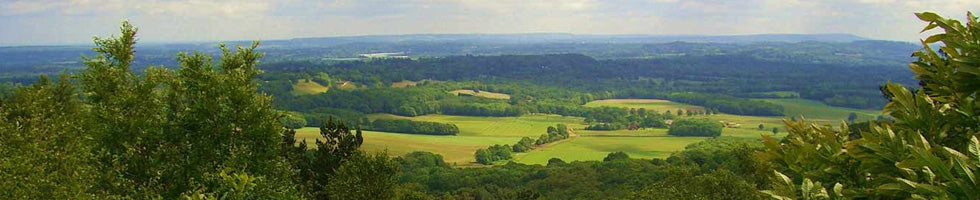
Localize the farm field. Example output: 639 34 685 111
584 99 703 113
290 79 330 95
367 114 585 137
294 128 521 165
758 98 881 122
512 136 711 165
390 80 419 88
450 89 511 100
295 99 850 165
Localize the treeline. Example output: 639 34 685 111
668 118 723 137
474 145 512 165
370 119 459 135
585 107 674 130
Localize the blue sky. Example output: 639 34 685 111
0 0 977 46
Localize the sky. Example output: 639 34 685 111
0 0 978 46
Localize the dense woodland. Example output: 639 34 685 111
1 12 978 200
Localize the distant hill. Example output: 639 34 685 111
284 33 869 45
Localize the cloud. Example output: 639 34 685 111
0 0 978 45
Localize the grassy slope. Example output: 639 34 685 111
291 80 330 95
584 99 703 113
512 136 709 165
450 89 511 100
758 98 881 122
294 128 521 165
295 98 871 165
368 114 585 137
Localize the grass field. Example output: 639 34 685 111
450 89 511 100
292 98 867 165
390 80 419 88
294 128 521 165
758 98 881 122
368 114 585 137
512 136 711 165
291 79 330 95
584 99 703 113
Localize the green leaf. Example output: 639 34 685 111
916 12 942 22
923 34 945 44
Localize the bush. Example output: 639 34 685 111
668 118 722 137
370 119 459 135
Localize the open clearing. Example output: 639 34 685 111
512 136 712 165
294 128 521 165
585 99 703 113
368 114 585 137
294 98 860 165
291 79 330 95
758 98 881 122
390 80 419 88
450 89 511 100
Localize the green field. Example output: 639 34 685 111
291 79 330 95
512 136 711 165
294 128 521 165
584 99 704 113
368 114 585 137
292 98 863 165
450 89 511 100
390 80 419 88
758 98 881 122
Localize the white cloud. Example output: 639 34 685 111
1 0 978 45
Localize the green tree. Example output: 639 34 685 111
280 112 308 129
758 123 765 130
0 74 100 199
847 112 858 123
760 12 980 200
326 151 401 200
770 127 778 135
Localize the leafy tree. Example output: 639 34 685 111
760 12 980 199
668 118 723 137
847 112 858 122
0 74 99 199
326 151 401 200
603 151 630 161
758 123 765 130
280 112 308 129
771 127 778 135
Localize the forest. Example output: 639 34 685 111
1 11 978 200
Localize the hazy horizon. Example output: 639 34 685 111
1 0 978 46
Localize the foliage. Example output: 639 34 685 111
0 74 100 199
512 137 536 152
370 118 460 135
475 144 513 165
280 111 308 129
668 118 723 137
326 151 402 200
760 12 980 200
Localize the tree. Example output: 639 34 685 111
0 74 99 199
306 119 364 199
770 127 778 135
677 109 684 116
668 118 723 137
758 123 765 130
326 151 401 200
760 12 980 199
280 112 307 129
847 112 858 122
603 151 630 161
